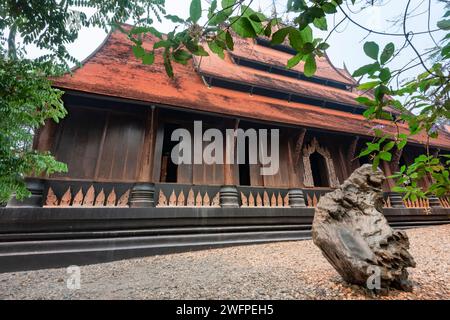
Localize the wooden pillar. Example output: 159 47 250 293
223 119 239 186
220 119 240 208
131 106 158 208
347 136 359 172
137 106 157 182
152 113 165 183
390 147 403 173
382 160 395 190
288 128 307 207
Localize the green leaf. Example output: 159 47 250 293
165 15 185 23
317 42 330 50
142 52 155 65
230 17 256 38
192 45 209 56
352 62 380 77
271 27 291 45
190 0 202 23
225 31 234 50
304 54 316 77
132 45 145 58
313 17 327 31
322 3 337 14
379 67 391 82
383 141 395 151
357 81 380 90
299 25 313 43
208 41 225 59
437 19 450 30
154 40 171 49
222 0 236 15
287 53 303 69
363 41 379 60
288 28 304 51
172 49 192 64
163 51 174 78
380 42 395 65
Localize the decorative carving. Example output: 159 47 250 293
157 190 167 207
277 193 283 207
302 137 339 188
203 192 210 206
241 192 248 207
263 191 270 207
106 188 116 207
117 189 130 207
271 193 277 207
212 192 220 207
60 187 72 207
439 196 450 208
45 187 58 207
256 193 262 207
283 193 289 207
248 192 255 207
313 193 318 207
72 188 84 207
187 189 195 206
306 194 313 207
83 185 95 206
94 189 105 206
177 190 185 206
293 129 307 169
196 191 203 206
169 190 177 206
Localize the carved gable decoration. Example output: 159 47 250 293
302 137 339 188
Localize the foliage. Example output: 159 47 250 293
0 57 67 203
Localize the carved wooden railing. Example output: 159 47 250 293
439 196 450 208
44 185 130 207
239 190 289 208
156 187 220 207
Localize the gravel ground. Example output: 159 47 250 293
1 224 449 300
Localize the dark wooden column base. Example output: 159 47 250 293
388 192 405 208
129 183 155 208
7 178 45 207
427 195 442 207
219 186 239 208
288 189 306 208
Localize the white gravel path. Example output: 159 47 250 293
1 224 449 300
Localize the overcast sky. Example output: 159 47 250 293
26 0 447 87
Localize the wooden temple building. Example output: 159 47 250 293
1 25 449 271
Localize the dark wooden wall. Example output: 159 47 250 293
36 99 150 182
33 94 436 190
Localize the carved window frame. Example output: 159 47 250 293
302 137 339 188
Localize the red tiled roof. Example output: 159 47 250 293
52 26 450 150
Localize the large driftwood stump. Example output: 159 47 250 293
312 164 416 291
